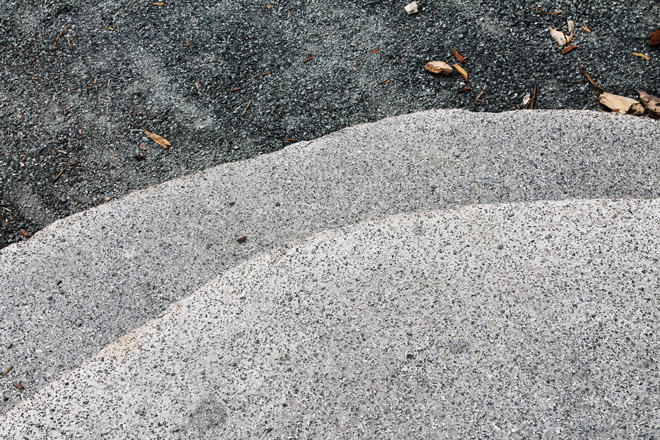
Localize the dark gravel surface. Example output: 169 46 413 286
1 0 658 250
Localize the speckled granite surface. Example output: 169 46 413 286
1 109 659 415
2 198 659 439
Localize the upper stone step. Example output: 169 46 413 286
1 109 659 413
2 198 659 438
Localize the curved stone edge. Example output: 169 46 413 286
2 198 659 438
1 109 658 415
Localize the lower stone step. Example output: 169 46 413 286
2 198 658 438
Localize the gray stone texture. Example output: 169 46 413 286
1 109 659 414
2 198 659 439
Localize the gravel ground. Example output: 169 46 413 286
1 0 658 250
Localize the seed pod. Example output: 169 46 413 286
425 61 453 76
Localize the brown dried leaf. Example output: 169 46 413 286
453 64 468 82
598 92 644 115
451 48 466 64
142 128 171 149
562 45 577 54
425 61 453 76
637 90 660 117
649 30 660 47
548 26 567 46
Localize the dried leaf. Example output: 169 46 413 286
451 48 466 64
562 45 577 54
425 61 453 76
142 128 171 149
548 26 567 46
631 52 650 60
598 92 644 115
637 90 660 117
404 2 418 15
649 30 660 47
453 64 468 82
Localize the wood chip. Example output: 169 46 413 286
2 365 12 376
230 86 242 92
370 48 380 54
153 2 164 5
404 2 418 14
598 92 644 115
142 128 171 149
138 142 147 150
283 138 297 142
424 61 452 76
649 30 660 47
237 235 247 244
19 229 31 238
451 48 466 64
581 25 591 32
453 64 468 82
637 90 660 118
544 11 563 15
458 86 471 93
12 382 24 390
562 45 577 54
631 52 650 60
262 71 272 76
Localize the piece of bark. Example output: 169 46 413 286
425 61 453 76
598 92 644 115
637 90 660 118
649 30 660 47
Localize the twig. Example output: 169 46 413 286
578 61 605 93
525 85 537 109
241 100 252 116
52 25 69 48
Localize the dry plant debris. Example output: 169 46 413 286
404 2 418 15
578 61 605 92
598 92 644 115
453 64 468 82
637 90 660 118
142 128 171 148
562 45 577 55
548 20 575 47
631 52 650 60
451 48 466 64
425 61 452 76
649 30 660 47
